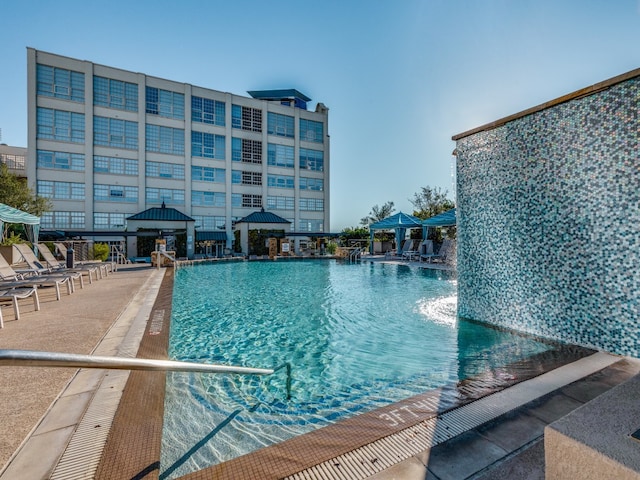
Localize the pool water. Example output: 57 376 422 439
161 260 552 478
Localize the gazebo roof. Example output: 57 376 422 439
422 208 456 227
126 203 194 222
236 209 290 224
369 211 422 230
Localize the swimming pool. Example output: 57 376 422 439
160 260 554 478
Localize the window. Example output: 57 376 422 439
267 112 294 138
94 76 138 111
267 196 294 210
192 215 226 230
300 148 324 171
231 105 262 131
37 108 85 143
267 174 294 189
146 187 184 205
94 212 126 229
94 156 138 175
300 177 324 191
267 143 294 168
37 150 84 171
192 96 225 126
94 116 138 149
41 211 85 229
300 197 324 211
231 194 262 208
0 153 26 170
192 166 225 183
145 87 184 119
145 124 185 155
146 161 184 179
192 190 225 207
37 180 85 200
191 131 225 159
300 118 323 143
299 219 324 232
232 170 262 185
231 137 262 164
94 184 138 203
37 64 84 102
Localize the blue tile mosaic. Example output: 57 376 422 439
455 75 640 357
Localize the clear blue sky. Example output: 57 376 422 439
1 0 638 231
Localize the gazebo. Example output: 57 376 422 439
0 203 40 245
368 212 422 254
422 208 456 238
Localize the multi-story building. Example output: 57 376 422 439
26 48 329 257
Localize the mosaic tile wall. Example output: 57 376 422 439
455 76 640 357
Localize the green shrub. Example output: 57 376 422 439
92 243 109 261
326 241 337 255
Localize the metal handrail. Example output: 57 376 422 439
0 349 274 376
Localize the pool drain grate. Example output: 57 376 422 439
285 352 619 480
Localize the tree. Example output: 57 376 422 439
360 201 395 226
409 186 454 220
0 164 51 216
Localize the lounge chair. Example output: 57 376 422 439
430 239 455 264
0 253 72 301
14 243 84 291
36 243 99 284
54 242 112 278
386 239 414 259
401 240 421 261
0 286 40 328
419 240 438 263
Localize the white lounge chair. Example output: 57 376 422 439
0 286 40 328
37 243 99 284
14 243 84 292
0 253 72 301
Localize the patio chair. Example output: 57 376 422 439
36 243 99 284
0 285 40 328
385 239 414 259
0 252 73 301
431 239 455 264
14 243 84 291
401 240 421 261
419 240 438 263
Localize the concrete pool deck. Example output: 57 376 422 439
0 259 638 479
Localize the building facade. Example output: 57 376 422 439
0 144 27 179
454 67 639 357
27 48 330 255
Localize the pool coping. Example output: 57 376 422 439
84 265 602 480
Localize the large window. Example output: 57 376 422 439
231 170 262 186
146 187 184 205
145 124 185 155
145 87 184 119
37 108 85 143
37 150 84 171
300 198 324 211
94 184 138 203
192 215 225 230
231 137 262 164
41 211 85 229
94 76 138 111
267 143 294 168
191 131 225 159
37 180 85 200
267 174 294 189
94 212 126 230
94 156 138 175
192 166 225 183
231 105 262 132
94 116 138 149
192 96 225 126
300 177 324 191
192 190 225 207
232 193 262 208
300 118 323 143
300 148 324 172
37 64 84 102
299 219 324 232
0 153 25 170
267 196 294 210
146 161 184 179
267 112 294 138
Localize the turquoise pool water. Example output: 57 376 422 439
160 260 553 478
